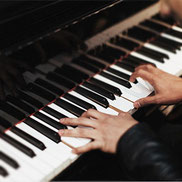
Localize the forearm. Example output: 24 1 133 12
116 123 182 180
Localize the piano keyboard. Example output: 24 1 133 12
1 2 182 181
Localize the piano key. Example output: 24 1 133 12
55 98 85 117
89 77 122 96
0 151 19 169
43 106 67 120
115 61 135 72
17 90 44 109
0 130 35 158
72 59 99 74
74 55 106 69
69 91 128 113
35 78 65 96
47 72 76 89
0 138 48 181
152 13 175 25
34 112 67 130
4 131 57 178
0 159 30 182
83 81 115 100
24 117 61 143
6 95 35 115
0 101 25 121
16 123 75 168
27 83 56 102
75 86 109 108
0 116 46 151
0 166 8 177
64 93 96 110
100 71 132 89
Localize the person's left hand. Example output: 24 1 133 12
59 109 138 154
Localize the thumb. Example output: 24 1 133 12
134 96 157 108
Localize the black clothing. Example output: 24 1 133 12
117 123 182 180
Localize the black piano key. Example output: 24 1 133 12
107 67 131 81
140 19 168 32
56 64 89 80
17 90 44 109
127 55 156 66
24 118 61 143
11 126 46 151
34 112 67 130
151 39 176 53
83 81 115 100
0 130 36 158
0 151 19 169
77 56 106 69
137 47 165 63
72 59 99 74
75 86 109 108
111 36 139 51
152 14 175 25
35 78 64 96
156 36 181 49
0 116 45 150
42 107 67 120
126 26 156 42
27 83 56 102
115 61 135 72
88 44 126 63
0 166 8 177
0 101 25 121
47 72 76 90
64 93 96 110
167 28 182 39
55 99 85 117
6 95 35 115
100 71 132 89
89 78 122 96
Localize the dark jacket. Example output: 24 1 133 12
116 123 182 180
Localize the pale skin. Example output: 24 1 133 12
59 0 182 154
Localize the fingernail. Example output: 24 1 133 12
71 149 76 154
59 130 64 136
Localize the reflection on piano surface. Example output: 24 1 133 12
1 0 182 181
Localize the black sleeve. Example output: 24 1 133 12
116 123 182 180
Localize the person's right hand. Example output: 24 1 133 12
0 55 27 100
130 64 182 108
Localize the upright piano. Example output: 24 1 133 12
0 0 182 181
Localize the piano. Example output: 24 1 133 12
0 0 182 181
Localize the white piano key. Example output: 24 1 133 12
0 160 28 182
16 123 77 173
5 130 55 180
0 139 44 182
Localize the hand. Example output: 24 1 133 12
130 64 182 108
59 109 138 154
0 55 27 100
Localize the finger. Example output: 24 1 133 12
134 96 158 108
60 117 97 128
72 141 99 154
130 69 155 84
59 127 95 139
134 64 155 72
81 109 105 119
0 81 5 100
